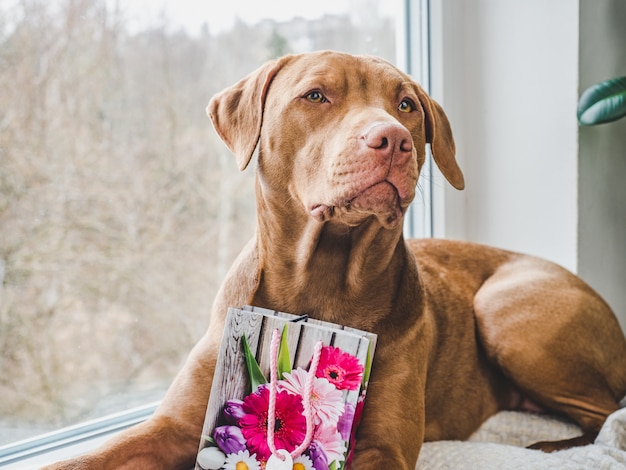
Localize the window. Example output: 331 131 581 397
0 0 427 464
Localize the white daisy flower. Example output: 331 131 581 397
293 453 315 470
223 449 261 470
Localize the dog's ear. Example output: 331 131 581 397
415 87 465 190
207 58 286 171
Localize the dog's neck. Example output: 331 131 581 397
250 182 417 329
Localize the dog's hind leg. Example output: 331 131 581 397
472 256 626 451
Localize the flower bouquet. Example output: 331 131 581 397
195 306 376 470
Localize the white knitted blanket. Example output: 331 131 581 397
416 401 626 470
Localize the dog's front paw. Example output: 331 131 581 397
40 456 99 470
40 453 135 470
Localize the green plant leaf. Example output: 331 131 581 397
362 340 373 386
242 334 267 392
577 76 626 125
277 325 292 379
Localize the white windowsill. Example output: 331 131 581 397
0 402 158 470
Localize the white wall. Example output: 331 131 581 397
428 0 626 332
429 0 579 273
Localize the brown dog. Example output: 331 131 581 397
44 51 626 470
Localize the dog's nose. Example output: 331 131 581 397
362 122 413 159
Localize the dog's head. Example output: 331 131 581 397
208 51 463 229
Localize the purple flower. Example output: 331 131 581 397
223 399 246 424
213 425 247 455
337 403 355 441
308 441 329 470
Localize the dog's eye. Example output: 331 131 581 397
305 91 327 103
398 99 415 113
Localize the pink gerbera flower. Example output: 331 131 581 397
239 385 306 461
279 368 345 427
315 346 364 391
313 422 347 465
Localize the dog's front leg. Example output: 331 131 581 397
351 360 426 469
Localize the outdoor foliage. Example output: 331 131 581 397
0 0 394 443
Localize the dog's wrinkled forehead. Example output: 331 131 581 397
266 53 412 105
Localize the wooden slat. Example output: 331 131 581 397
199 309 261 437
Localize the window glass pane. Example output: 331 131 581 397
0 0 403 445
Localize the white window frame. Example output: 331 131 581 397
0 402 157 469
402 0 434 240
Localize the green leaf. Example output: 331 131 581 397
242 334 267 392
329 461 338 470
577 76 626 126
277 325 292 379
362 341 373 386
